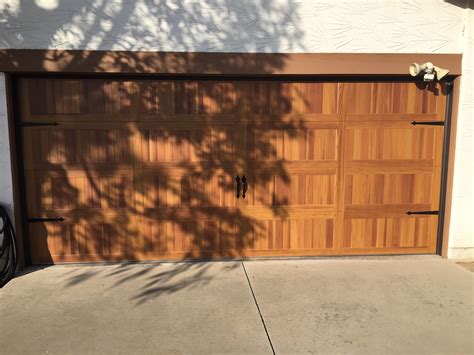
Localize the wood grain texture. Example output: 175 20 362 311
18 79 446 263
341 82 445 254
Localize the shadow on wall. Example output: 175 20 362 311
445 0 473 10
1 1 311 299
0 0 304 53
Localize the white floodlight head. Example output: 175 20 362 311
409 62 449 82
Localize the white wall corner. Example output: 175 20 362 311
448 6 474 261
448 247 474 262
0 72 15 224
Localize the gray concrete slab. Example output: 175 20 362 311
1 256 473 354
0 262 271 354
244 256 474 354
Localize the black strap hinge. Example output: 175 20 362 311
27 217 66 223
18 122 60 127
406 211 439 216
411 121 444 126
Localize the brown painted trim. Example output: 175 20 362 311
441 77 461 257
0 50 463 75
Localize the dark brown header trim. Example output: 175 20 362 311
0 50 462 76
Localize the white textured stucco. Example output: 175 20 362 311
0 0 472 258
449 6 474 260
0 0 467 53
0 73 14 220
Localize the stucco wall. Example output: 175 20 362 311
0 0 467 53
0 73 13 220
0 0 472 258
449 7 473 260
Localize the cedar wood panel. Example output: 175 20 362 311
17 78 446 263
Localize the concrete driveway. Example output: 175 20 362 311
0 256 473 354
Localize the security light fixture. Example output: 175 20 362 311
409 62 450 82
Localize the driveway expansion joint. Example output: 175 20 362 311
241 261 276 355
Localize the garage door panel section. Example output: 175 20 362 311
136 124 238 165
21 122 136 262
23 123 135 170
138 80 243 120
243 82 341 256
134 219 241 259
343 216 436 250
24 169 132 211
345 174 434 205
134 80 245 259
29 218 135 264
344 125 439 161
19 78 137 263
135 174 236 209
22 78 137 122
246 121 340 208
244 218 335 256
345 82 442 119
245 82 341 122
342 82 445 254
23 167 135 263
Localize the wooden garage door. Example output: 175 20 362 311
17 78 447 263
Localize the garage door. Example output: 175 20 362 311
17 78 447 263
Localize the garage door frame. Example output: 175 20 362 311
3 61 459 266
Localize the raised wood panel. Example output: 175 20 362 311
139 81 239 116
134 219 244 257
29 221 134 264
343 217 436 249
241 82 340 115
246 218 334 251
248 126 338 161
345 82 440 116
135 174 236 209
345 127 437 161
245 174 336 207
28 79 82 115
25 126 134 168
26 79 136 118
345 173 432 205
137 127 236 163
25 171 132 212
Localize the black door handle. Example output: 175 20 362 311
242 175 248 199
236 175 241 199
